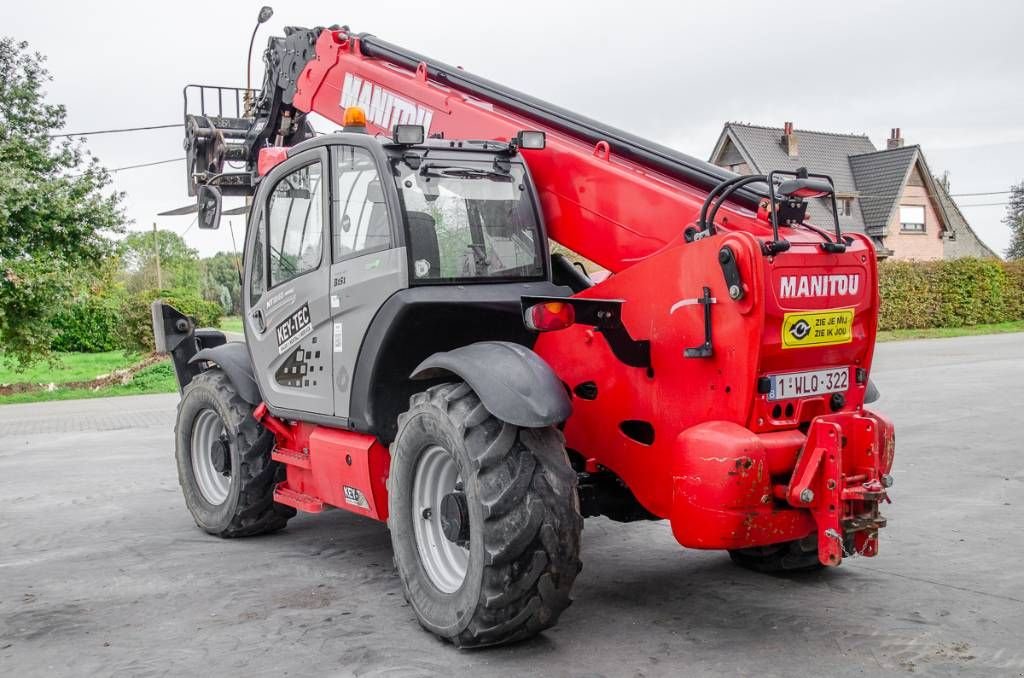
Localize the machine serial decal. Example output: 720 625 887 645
333 322 343 353
276 303 312 355
340 74 434 132
779 274 861 299
781 308 854 349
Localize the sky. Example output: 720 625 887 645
4 0 1023 256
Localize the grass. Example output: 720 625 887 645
219 315 244 334
0 350 141 386
877 320 1024 342
0 360 177 405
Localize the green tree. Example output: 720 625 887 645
118 229 200 294
1005 181 1024 261
0 38 123 367
199 251 242 315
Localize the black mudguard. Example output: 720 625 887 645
189 343 262 405
411 341 571 428
865 379 881 404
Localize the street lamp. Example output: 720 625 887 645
245 6 274 112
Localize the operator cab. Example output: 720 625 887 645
221 117 570 439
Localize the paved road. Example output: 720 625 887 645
1 335 1022 677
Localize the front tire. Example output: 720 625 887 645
388 382 582 648
175 369 294 537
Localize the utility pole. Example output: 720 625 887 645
152 222 163 289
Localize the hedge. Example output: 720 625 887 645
45 258 1020 352
119 288 222 353
49 288 221 354
878 259 1024 330
52 296 121 352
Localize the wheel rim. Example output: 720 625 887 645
191 409 231 506
412 444 469 593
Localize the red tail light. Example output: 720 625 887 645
525 301 575 331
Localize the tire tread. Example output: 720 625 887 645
176 370 294 538
392 382 582 648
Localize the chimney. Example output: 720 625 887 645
781 121 798 158
887 127 904 149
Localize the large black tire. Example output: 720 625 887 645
388 382 582 648
728 535 824 573
175 369 294 537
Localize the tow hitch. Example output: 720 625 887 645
786 411 896 566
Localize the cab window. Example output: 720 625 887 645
393 160 544 282
249 212 266 304
334 147 391 262
267 162 324 288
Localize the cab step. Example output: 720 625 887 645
273 483 324 513
272 446 311 469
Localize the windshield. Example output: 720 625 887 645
393 160 545 282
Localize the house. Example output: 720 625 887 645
709 123 998 260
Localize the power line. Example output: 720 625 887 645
949 190 1012 197
956 202 1012 208
67 156 184 178
49 123 183 138
180 215 199 237
109 157 185 173
834 189 1013 201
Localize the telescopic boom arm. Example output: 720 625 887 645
186 26 774 271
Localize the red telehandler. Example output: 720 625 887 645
153 23 896 647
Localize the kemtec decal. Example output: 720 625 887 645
340 74 434 132
779 274 861 299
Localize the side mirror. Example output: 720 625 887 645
197 185 223 230
777 177 833 199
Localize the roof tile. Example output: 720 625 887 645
848 145 919 234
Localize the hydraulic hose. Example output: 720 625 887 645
706 175 768 234
699 175 757 230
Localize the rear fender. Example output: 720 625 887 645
411 341 571 428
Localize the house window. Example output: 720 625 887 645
837 198 852 217
899 205 926 233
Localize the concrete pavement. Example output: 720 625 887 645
1 334 1022 677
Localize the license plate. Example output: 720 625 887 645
768 367 849 401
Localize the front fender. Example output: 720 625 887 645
411 341 571 428
189 342 261 405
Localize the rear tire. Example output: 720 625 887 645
388 382 582 648
728 535 824 573
175 369 294 537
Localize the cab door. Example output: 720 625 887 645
243 148 334 416
328 144 407 420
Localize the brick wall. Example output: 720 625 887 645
883 183 944 261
